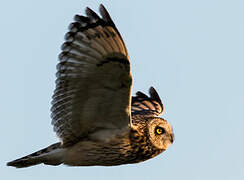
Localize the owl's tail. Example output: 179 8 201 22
7 142 65 168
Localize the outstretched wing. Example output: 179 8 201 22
51 5 132 146
131 87 164 117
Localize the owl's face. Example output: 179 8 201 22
147 118 174 150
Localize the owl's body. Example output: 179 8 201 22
7 5 174 168
8 115 172 167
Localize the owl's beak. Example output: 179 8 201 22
170 133 174 143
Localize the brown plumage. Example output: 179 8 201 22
7 4 174 168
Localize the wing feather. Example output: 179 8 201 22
131 87 164 117
51 5 131 146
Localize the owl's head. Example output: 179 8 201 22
147 117 174 150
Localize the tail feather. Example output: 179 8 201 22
7 142 64 168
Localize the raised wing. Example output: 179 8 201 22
51 5 132 146
131 87 164 117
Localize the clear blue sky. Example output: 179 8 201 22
1 0 244 179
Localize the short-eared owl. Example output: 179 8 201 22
7 4 174 168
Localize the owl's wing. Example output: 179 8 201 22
131 87 164 117
51 5 132 146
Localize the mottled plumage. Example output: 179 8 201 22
7 4 174 168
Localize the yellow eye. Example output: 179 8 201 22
155 127 165 135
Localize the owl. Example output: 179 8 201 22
7 4 174 168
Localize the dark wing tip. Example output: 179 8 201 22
74 15 90 24
149 86 162 105
7 160 22 168
131 87 164 116
6 161 12 166
99 4 113 23
136 91 148 98
85 7 100 21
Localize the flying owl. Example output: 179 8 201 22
7 4 174 168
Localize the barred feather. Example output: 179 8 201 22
131 87 164 116
51 4 131 146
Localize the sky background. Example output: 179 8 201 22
1 0 244 179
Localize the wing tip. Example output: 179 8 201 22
135 87 162 102
135 91 148 98
6 159 31 168
99 4 113 23
85 7 100 21
149 86 162 104
132 87 164 116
